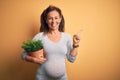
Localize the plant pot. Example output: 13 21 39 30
29 49 45 59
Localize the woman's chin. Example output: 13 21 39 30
50 28 58 31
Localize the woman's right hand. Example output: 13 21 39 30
25 54 47 64
33 57 47 64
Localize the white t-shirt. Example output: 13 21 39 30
21 32 76 79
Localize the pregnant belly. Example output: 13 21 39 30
44 60 66 78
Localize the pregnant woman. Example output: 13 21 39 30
21 5 80 80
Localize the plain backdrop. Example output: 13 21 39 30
0 0 120 80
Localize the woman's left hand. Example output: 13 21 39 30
73 34 80 47
73 29 83 47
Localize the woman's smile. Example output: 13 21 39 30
46 10 61 30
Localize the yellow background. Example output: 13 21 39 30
0 0 120 80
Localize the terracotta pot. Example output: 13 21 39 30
29 49 45 59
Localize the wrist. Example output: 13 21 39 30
73 44 79 48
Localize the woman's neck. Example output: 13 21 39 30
48 30 60 35
47 29 62 42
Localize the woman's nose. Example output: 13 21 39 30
52 18 55 23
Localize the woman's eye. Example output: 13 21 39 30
48 17 52 20
47 17 59 20
55 17 58 19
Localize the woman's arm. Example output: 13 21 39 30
25 54 47 64
21 51 46 64
70 34 80 57
21 32 47 64
66 33 80 63
70 47 78 57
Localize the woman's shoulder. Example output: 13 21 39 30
62 32 71 36
35 32 44 36
62 32 71 39
33 32 44 40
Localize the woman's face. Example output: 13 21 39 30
46 10 62 31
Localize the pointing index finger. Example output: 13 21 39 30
76 29 83 36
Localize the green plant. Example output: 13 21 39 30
22 40 43 53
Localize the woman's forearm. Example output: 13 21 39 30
70 47 78 57
25 54 35 63
25 54 47 64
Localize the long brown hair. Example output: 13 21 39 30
40 5 65 32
